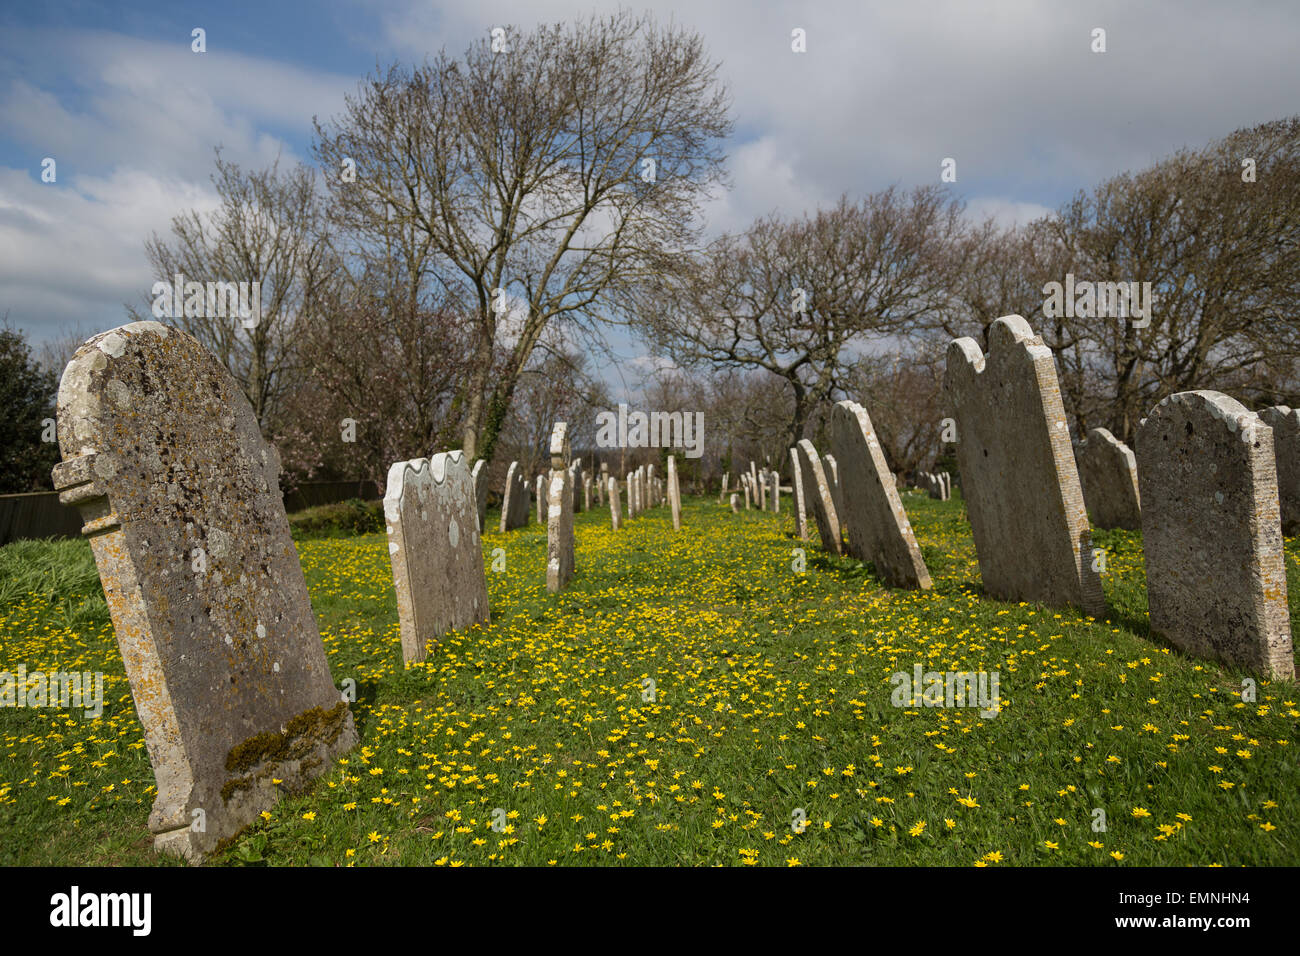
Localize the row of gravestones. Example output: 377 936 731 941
913 471 952 501
757 314 1295 682
47 324 684 861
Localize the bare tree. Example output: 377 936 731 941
313 11 732 463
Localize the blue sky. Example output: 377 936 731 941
2 0 1298 394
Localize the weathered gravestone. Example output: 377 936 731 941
788 447 808 539
647 465 656 507
769 468 780 513
51 321 357 860
759 470 768 511
945 315 1105 615
668 454 682 530
546 423 575 592
1258 406 1300 535
830 400 931 589
385 451 489 664
583 474 592 512
720 471 729 503
823 455 842 520
1137 392 1294 678
609 476 623 530
536 475 545 524
795 440 844 556
570 459 585 513
470 458 489 534
1074 427 1141 530
499 461 530 532
730 493 740 513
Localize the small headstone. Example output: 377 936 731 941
50 321 357 860
788 447 808 540
944 315 1104 615
609 477 622 530
1074 427 1141 530
1137 391 1294 678
570 459 585 513
583 473 592 512
1258 406 1300 535
384 451 489 664
546 423 575 592
730 493 740 513
499 461 530 532
795 440 844 555
668 454 682 530
470 458 488 534
536 474 545 524
830 400 931 589
823 455 842 519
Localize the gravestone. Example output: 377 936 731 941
830 400 931 589
769 468 780 513
823 455 842 520
609 477 622 530
571 459 585 513
730 493 740 513
720 472 729 503
1137 391 1294 677
546 423 575 592
499 461 530 532
1074 427 1141 530
647 465 656 507
1258 406 1300 535
743 478 752 510
384 451 489 663
470 458 488 534
759 471 767 511
583 474 592 512
795 440 844 556
668 454 682 530
944 315 1104 615
51 321 357 860
788 447 808 540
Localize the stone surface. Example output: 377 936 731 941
583 474 592 512
51 321 357 860
668 454 682 530
823 455 841 519
570 459 585 513
730 493 739 513
470 458 488 534
384 451 489 664
830 401 931 589
1074 427 1141 530
499 461 530 532
1137 391 1294 678
536 475 545 524
788 447 808 539
1258 406 1300 535
609 476 622 529
546 423 575 592
944 315 1105 615
795 440 844 555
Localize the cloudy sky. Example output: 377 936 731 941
2 0 1298 379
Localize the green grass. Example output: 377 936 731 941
1 492 1297 866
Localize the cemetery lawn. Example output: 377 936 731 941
1 494 1298 867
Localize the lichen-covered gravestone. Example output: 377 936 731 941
1137 392 1294 678
822 455 841 521
830 400 931 589
499 461 529 532
1258 406 1300 535
609 477 622 530
470 458 489 534
51 321 357 860
384 451 489 664
1073 427 1140 530
795 440 844 556
945 315 1105 615
571 459 585 513
536 475 545 524
546 423 575 592
667 454 682 530
788 447 808 540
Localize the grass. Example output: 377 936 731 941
0 491 1297 866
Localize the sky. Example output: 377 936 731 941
2 0 1298 394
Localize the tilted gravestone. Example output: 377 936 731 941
470 458 489 534
769 468 780 513
788 447 808 539
647 464 656 507
546 423 575 592
583 474 592 512
945 315 1105 615
822 455 841 521
609 476 623 530
571 459 585 513
830 400 931 589
51 321 357 860
499 461 530 532
796 440 844 556
1137 391 1294 678
668 454 682 530
1258 406 1300 535
730 493 740 513
1074 427 1141 530
536 475 545 524
385 451 489 664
